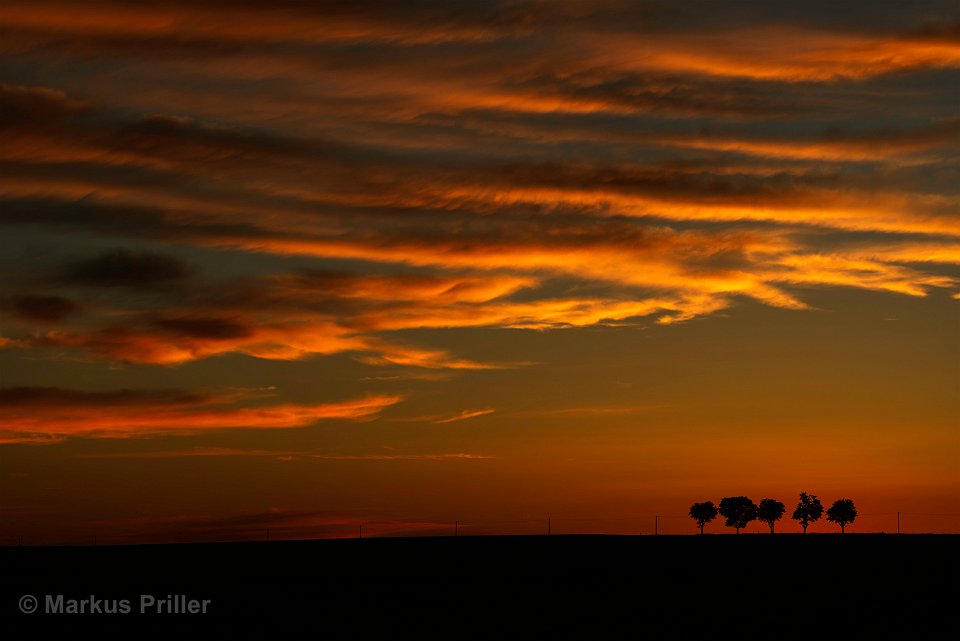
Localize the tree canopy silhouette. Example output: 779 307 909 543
791 492 824 534
826 498 857 534
756 498 786 534
718 496 757 534
688 501 718 534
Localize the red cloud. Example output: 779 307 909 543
0 386 402 443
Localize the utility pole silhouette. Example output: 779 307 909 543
455 521 458 537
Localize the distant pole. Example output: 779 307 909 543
548 518 551 536
655 515 658 536
455 521 458 537
897 512 900 534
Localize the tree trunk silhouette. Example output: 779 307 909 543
699 524 704 535
735 527 740 534
769 523 774 534
802 524 808 534
841 524 845 534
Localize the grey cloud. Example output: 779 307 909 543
8 294 81 322
56 249 192 287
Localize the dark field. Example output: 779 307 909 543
2 534 957 638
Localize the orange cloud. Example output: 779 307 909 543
4 214 955 368
13 321 366 365
768 254 956 297
433 409 496 424
585 27 960 81
356 341 506 370
265 272 535 304
0 386 402 442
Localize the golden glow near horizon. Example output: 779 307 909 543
0 1 957 541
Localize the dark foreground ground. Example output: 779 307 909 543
1 534 957 638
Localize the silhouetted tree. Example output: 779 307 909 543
718 496 757 534
826 498 857 534
792 492 824 534
689 501 718 534
757 498 786 534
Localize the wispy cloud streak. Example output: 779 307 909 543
0 386 402 442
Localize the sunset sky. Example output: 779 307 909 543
1 0 958 541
